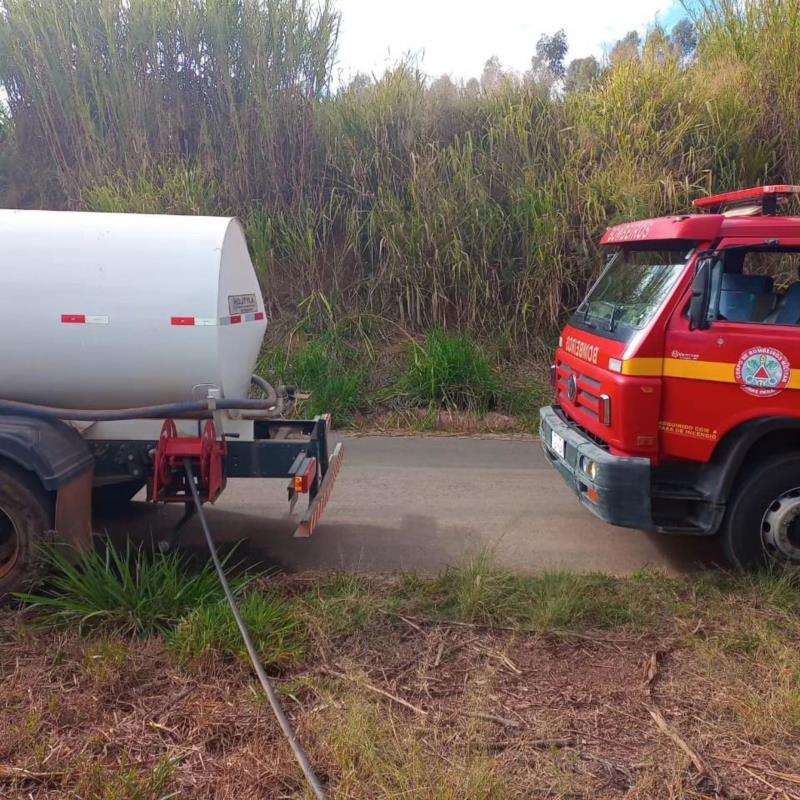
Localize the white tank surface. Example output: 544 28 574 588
0 209 267 409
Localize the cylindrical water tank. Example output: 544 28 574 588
0 210 267 409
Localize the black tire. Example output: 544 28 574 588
92 480 146 514
721 453 800 570
0 463 54 600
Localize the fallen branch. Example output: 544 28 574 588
741 765 800 800
463 710 522 729
0 765 64 784
529 737 579 749
647 705 724 795
647 706 707 774
320 666 427 716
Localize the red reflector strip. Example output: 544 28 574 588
295 442 343 538
61 314 86 324
176 312 265 326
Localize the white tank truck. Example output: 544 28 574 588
0 209 343 597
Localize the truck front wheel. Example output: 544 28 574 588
0 464 53 599
722 453 800 569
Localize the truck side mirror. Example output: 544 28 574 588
688 258 713 330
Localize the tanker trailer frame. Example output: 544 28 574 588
0 208 344 598
0 403 343 598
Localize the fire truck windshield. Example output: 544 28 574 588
573 246 695 341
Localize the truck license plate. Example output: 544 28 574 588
551 431 565 459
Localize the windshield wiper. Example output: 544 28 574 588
608 303 623 331
580 303 596 328
584 300 622 331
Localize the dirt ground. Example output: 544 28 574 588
1 570 799 800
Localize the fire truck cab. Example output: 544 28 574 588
541 185 800 568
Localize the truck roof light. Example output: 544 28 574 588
693 185 800 216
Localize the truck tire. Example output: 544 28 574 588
722 453 800 570
0 463 53 599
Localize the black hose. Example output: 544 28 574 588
250 374 278 407
0 396 279 422
183 461 328 800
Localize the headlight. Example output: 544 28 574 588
581 457 599 481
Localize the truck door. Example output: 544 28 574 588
661 241 800 462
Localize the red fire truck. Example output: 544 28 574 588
541 185 800 568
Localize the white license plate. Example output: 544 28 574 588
551 431 565 459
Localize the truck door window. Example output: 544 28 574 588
710 250 800 325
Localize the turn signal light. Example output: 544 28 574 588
294 457 318 494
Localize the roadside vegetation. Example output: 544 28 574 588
1 546 799 798
1 0 798 427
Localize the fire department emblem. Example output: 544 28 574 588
735 347 791 397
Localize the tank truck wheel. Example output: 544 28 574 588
92 480 146 515
721 453 800 570
0 463 54 601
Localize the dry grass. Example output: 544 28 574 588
2 567 800 798
1 1 796 351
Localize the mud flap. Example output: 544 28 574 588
294 442 344 538
54 469 94 556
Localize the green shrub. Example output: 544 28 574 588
401 329 499 411
260 337 367 425
169 592 305 670
16 543 251 636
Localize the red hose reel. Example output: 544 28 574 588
149 419 227 504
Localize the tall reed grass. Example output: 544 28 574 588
0 0 794 348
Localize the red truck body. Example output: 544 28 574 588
541 186 800 567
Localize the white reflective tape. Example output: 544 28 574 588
85 315 109 325
194 318 218 326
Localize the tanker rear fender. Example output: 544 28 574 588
0 415 94 491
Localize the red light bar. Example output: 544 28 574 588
693 185 800 213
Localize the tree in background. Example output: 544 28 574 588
480 55 505 90
610 30 642 63
671 17 699 61
346 72 373 94
564 56 600 93
528 29 568 88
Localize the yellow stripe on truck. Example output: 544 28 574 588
620 357 800 387
663 359 736 383
620 358 663 376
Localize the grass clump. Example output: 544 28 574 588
413 553 643 632
314 697 508 799
401 329 499 412
16 543 250 636
72 756 177 800
301 574 384 639
260 336 367 426
169 592 305 671
82 638 129 685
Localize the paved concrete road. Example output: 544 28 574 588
100 435 721 574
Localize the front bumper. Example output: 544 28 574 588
540 405 653 530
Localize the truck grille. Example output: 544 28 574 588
556 360 603 420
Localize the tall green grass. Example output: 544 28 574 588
16 543 252 636
402 329 499 412
0 0 794 351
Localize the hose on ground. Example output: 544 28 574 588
183 460 328 800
